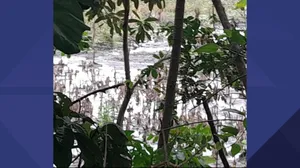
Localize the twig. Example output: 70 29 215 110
71 153 81 163
202 97 230 168
77 153 82 168
71 83 124 105
103 125 108 168
160 119 243 132
78 100 82 114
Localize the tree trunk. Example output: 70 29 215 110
202 97 230 168
92 21 96 64
117 0 132 127
211 0 247 92
157 0 186 149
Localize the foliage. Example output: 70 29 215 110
235 0 247 10
156 15 247 103
54 92 131 167
124 121 246 167
53 0 247 167
53 0 94 54
98 105 113 125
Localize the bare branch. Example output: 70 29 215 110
160 118 243 132
71 83 124 105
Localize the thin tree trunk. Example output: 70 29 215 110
92 21 96 64
157 0 185 149
202 97 230 168
211 0 247 92
116 0 132 127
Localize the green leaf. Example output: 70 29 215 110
102 124 132 167
54 136 73 167
128 19 140 23
125 80 134 89
235 0 247 9
125 130 135 137
201 156 216 164
145 32 151 40
218 133 233 142
55 126 74 149
231 143 241 156
74 132 102 164
82 121 93 136
151 68 158 78
221 126 239 136
159 51 164 58
152 136 159 143
54 0 90 54
157 0 163 9
107 0 116 10
54 126 74 167
132 0 139 9
148 1 154 11
129 82 134 89
132 10 140 19
195 43 219 53
117 0 123 6
116 10 125 17
153 87 162 93
101 123 128 145
224 29 232 37
192 157 201 166
145 17 158 22
153 54 160 59
243 118 247 128
231 29 246 45
147 134 154 140
215 142 223 150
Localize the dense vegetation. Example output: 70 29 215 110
53 0 247 167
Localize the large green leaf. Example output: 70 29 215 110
231 143 242 156
195 43 219 53
100 123 128 145
54 0 90 54
74 132 103 166
101 123 132 167
54 127 74 168
54 137 72 168
221 126 239 136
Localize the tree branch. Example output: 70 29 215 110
71 83 124 105
202 96 230 168
160 118 243 132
